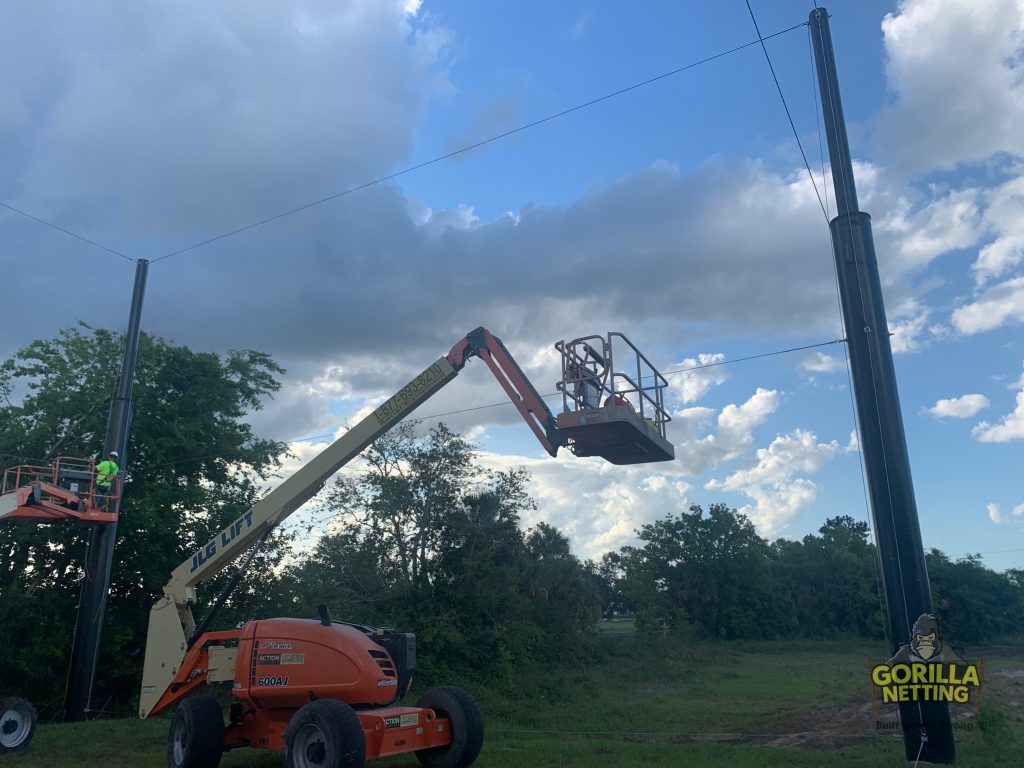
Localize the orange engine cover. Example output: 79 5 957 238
234 618 408 709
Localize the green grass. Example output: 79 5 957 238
8 636 1022 767
595 618 636 635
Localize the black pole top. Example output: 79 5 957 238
809 7 860 217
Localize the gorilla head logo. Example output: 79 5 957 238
886 612 948 665
910 613 941 661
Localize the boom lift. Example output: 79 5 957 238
139 328 673 768
0 457 121 752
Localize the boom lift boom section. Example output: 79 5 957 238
141 327 568 719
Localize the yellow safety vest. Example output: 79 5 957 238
96 460 119 488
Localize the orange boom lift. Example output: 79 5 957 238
0 457 122 752
138 329 672 768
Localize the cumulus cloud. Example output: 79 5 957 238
802 352 845 373
973 388 1024 443
475 450 692 560
675 388 780 476
889 305 931 353
875 0 1024 174
982 501 1024 526
880 188 983 272
987 502 1005 525
925 393 990 419
705 429 842 536
1011 364 1024 391
2 154 855 402
975 174 1024 285
671 407 717 443
666 353 727 404
952 277 1024 335
418 203 480 236
7 1 453 234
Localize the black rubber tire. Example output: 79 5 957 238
414 686 484 768
283 699 366 768
167 695 224 768
0 697 37 752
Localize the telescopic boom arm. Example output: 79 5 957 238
139 328 563 717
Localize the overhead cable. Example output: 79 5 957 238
4 19 809 268
290 335 847 444
744 1 829 222
148 20 809 266
0 201 137 264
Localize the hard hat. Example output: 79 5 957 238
108 451 119 458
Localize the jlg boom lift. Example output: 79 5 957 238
135 328 673 768
0 457 122 752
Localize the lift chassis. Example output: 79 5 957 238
140 328 673 768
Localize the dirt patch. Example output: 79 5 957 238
757 699 978 750
759 700 885 749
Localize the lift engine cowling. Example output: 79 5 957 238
233 618 414 710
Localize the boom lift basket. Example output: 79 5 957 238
0 457 118 524
555 333 674 464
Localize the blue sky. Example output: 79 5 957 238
2 1 1022 568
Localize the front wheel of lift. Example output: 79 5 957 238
284 699 365 768
414 686 484 768
0 697 37 752
167 695 224 768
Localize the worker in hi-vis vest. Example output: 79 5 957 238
95 450 119 511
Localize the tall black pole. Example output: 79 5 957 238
809 9 954 763
65 258 149 721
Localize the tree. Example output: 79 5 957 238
287 425 600 685
619 504 784 638
592 550 628 618
0 324 288 714
927 550 1024 645
772 516 883 639
316 423 479 593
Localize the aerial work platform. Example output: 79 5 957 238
0 457 118 524
555 333 674 464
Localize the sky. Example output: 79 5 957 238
2 0 1023 570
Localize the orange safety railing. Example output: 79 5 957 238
1 456 119 512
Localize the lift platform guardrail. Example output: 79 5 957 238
0 457 119 524
555 332 674 464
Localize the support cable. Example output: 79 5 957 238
744 1 828 222
807 25 830 219
0 202 136 264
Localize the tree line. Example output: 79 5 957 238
1 326 1021 717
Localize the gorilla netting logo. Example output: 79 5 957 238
870 613 982 707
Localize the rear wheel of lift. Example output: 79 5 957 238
284 699 365 768
0 697 37 752
414 686 484 768
167 695 224 768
